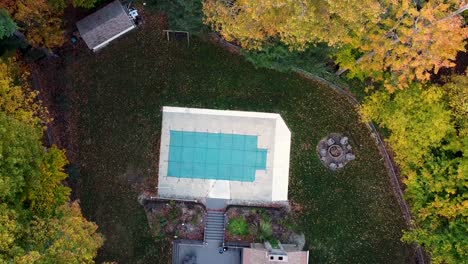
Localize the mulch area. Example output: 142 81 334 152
145 201 205 241
225 206 297 244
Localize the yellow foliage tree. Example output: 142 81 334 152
443 74 468 137
203 0 468 91
0 59 48 126
203 0 382 49
14 0 64 48
0 0 64 48
14 202 104 264
360 77 468 263
360 84 453 168
0 59 103 263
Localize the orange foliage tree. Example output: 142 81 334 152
203 0 468 91
0 0 64 48
0 0 100 49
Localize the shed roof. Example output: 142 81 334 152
76 0 135 50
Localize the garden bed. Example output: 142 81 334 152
225 206 300 246
145 201 205 241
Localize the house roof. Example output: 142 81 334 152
76 0 135 50
242 248 309 264
157 106 291 203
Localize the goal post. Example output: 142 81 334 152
162 30 190 47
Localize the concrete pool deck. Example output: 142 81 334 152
157 107 291 203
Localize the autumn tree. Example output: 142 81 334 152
12 0 65 48
0 111 104 262
0 204 20 256
14 202 104 263
360 76 468 263
0 0 101 49
335 0 468 91
0 105 70 217
402 147 467 264
0 59 103 262
360 85 453 168
443 73 468 136
0 59 48 126
203 0 468 91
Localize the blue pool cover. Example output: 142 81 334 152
167 130 267 182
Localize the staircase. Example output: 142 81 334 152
203 210 225 244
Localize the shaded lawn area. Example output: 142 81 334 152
61 18 413 264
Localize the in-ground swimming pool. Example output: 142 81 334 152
167 130 267 182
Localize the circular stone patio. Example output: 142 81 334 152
317 133 355 170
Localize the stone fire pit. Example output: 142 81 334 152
317 133 355 170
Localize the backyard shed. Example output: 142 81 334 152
76 0 136 51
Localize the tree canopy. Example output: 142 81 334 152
0 9 16 39
360 85 453 168
203 0 468 91
360 76 468 263
0 59 48 125
0 0 101 48
0 58 103 263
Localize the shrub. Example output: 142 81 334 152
167 203 181 222
227 217 249 236
258 219 273 241
269 238 280 249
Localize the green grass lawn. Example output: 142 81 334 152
62 18 413 264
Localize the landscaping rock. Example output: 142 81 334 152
340 136 348 145
346 153 356 160
320 148 327 156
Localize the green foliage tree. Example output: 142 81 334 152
0 9 16 39
72 0 100 8
24 146 71 215
402 148 467 264
48 0 101 9
360 76 468 263
0 58 103 262
0 112 43 202
242 42 333 75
